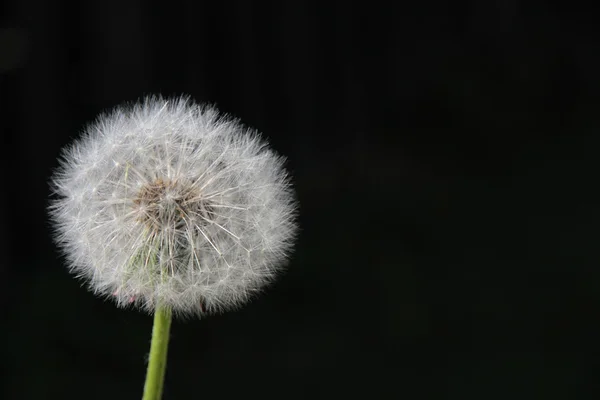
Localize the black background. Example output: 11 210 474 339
1 1 599 399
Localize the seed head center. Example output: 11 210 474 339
133 178 214 231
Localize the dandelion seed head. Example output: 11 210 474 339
49 95 298 317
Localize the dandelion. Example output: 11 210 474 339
48 95 298 399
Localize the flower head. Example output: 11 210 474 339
49 96 298 317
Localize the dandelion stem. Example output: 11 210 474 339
142 304 172 400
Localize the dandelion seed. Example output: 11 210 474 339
49 95 298 318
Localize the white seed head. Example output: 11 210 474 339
49 95 298 317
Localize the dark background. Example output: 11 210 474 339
1 1 599 399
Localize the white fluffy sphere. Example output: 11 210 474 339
49 96 298 317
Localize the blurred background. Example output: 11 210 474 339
1 1 599 399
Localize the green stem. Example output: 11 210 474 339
142 304 172 400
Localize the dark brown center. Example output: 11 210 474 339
133 178 214 231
